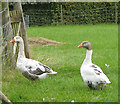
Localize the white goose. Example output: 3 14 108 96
10 36 57 80
78 41 111 89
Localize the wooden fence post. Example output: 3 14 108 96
2 2 15 69
13 2 30 58
115 2 118 24
2 3 9 25
0 91 12 104
61 5 63 25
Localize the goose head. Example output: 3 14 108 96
78 41 92 50
10 36 23 43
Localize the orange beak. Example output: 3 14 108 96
10 38 15 43
78 43 83 47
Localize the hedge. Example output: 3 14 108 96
22 2 118 26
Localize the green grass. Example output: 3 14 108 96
2 24 118 102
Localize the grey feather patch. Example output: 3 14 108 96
91 65 97 68
94 69 101 75
38 63 52 73
25 66 32 69
87 81 94 89
29 68 45 75
22 71 39 80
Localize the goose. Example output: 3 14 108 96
10 36 57 80
78 41 111 89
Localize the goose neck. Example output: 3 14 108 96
18 39 25 58
83 50 92 64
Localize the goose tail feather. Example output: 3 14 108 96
48 71 57 74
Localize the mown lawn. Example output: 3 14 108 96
2 24 118 102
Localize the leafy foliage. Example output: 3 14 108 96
22 2 118 26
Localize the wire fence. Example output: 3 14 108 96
0 6 15 71
0 4 30 71
23 5 118 26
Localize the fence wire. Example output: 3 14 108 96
0 7 15 71
1 7 29 71
0 8 8 14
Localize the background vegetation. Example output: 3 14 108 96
20 2 119 26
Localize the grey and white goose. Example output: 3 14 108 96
10 36 57 80
78 41 111 89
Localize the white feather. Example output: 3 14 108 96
13 43 17 55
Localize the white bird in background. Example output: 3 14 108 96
10 36 57 80
78 41 111 90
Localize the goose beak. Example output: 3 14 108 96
10 38 15 43
78 43 83 47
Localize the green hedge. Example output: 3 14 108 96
22 2 118 26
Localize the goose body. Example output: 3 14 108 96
10 36 57 80
78 41 111 89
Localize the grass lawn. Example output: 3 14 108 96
2 24 118 102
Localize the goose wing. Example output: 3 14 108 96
24 58 57 75
90 64 111 83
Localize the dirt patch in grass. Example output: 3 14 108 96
28 37 65 47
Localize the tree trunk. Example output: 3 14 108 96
13 2 30 58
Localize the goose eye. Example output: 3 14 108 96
15 37 19 40
83 42 87 46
